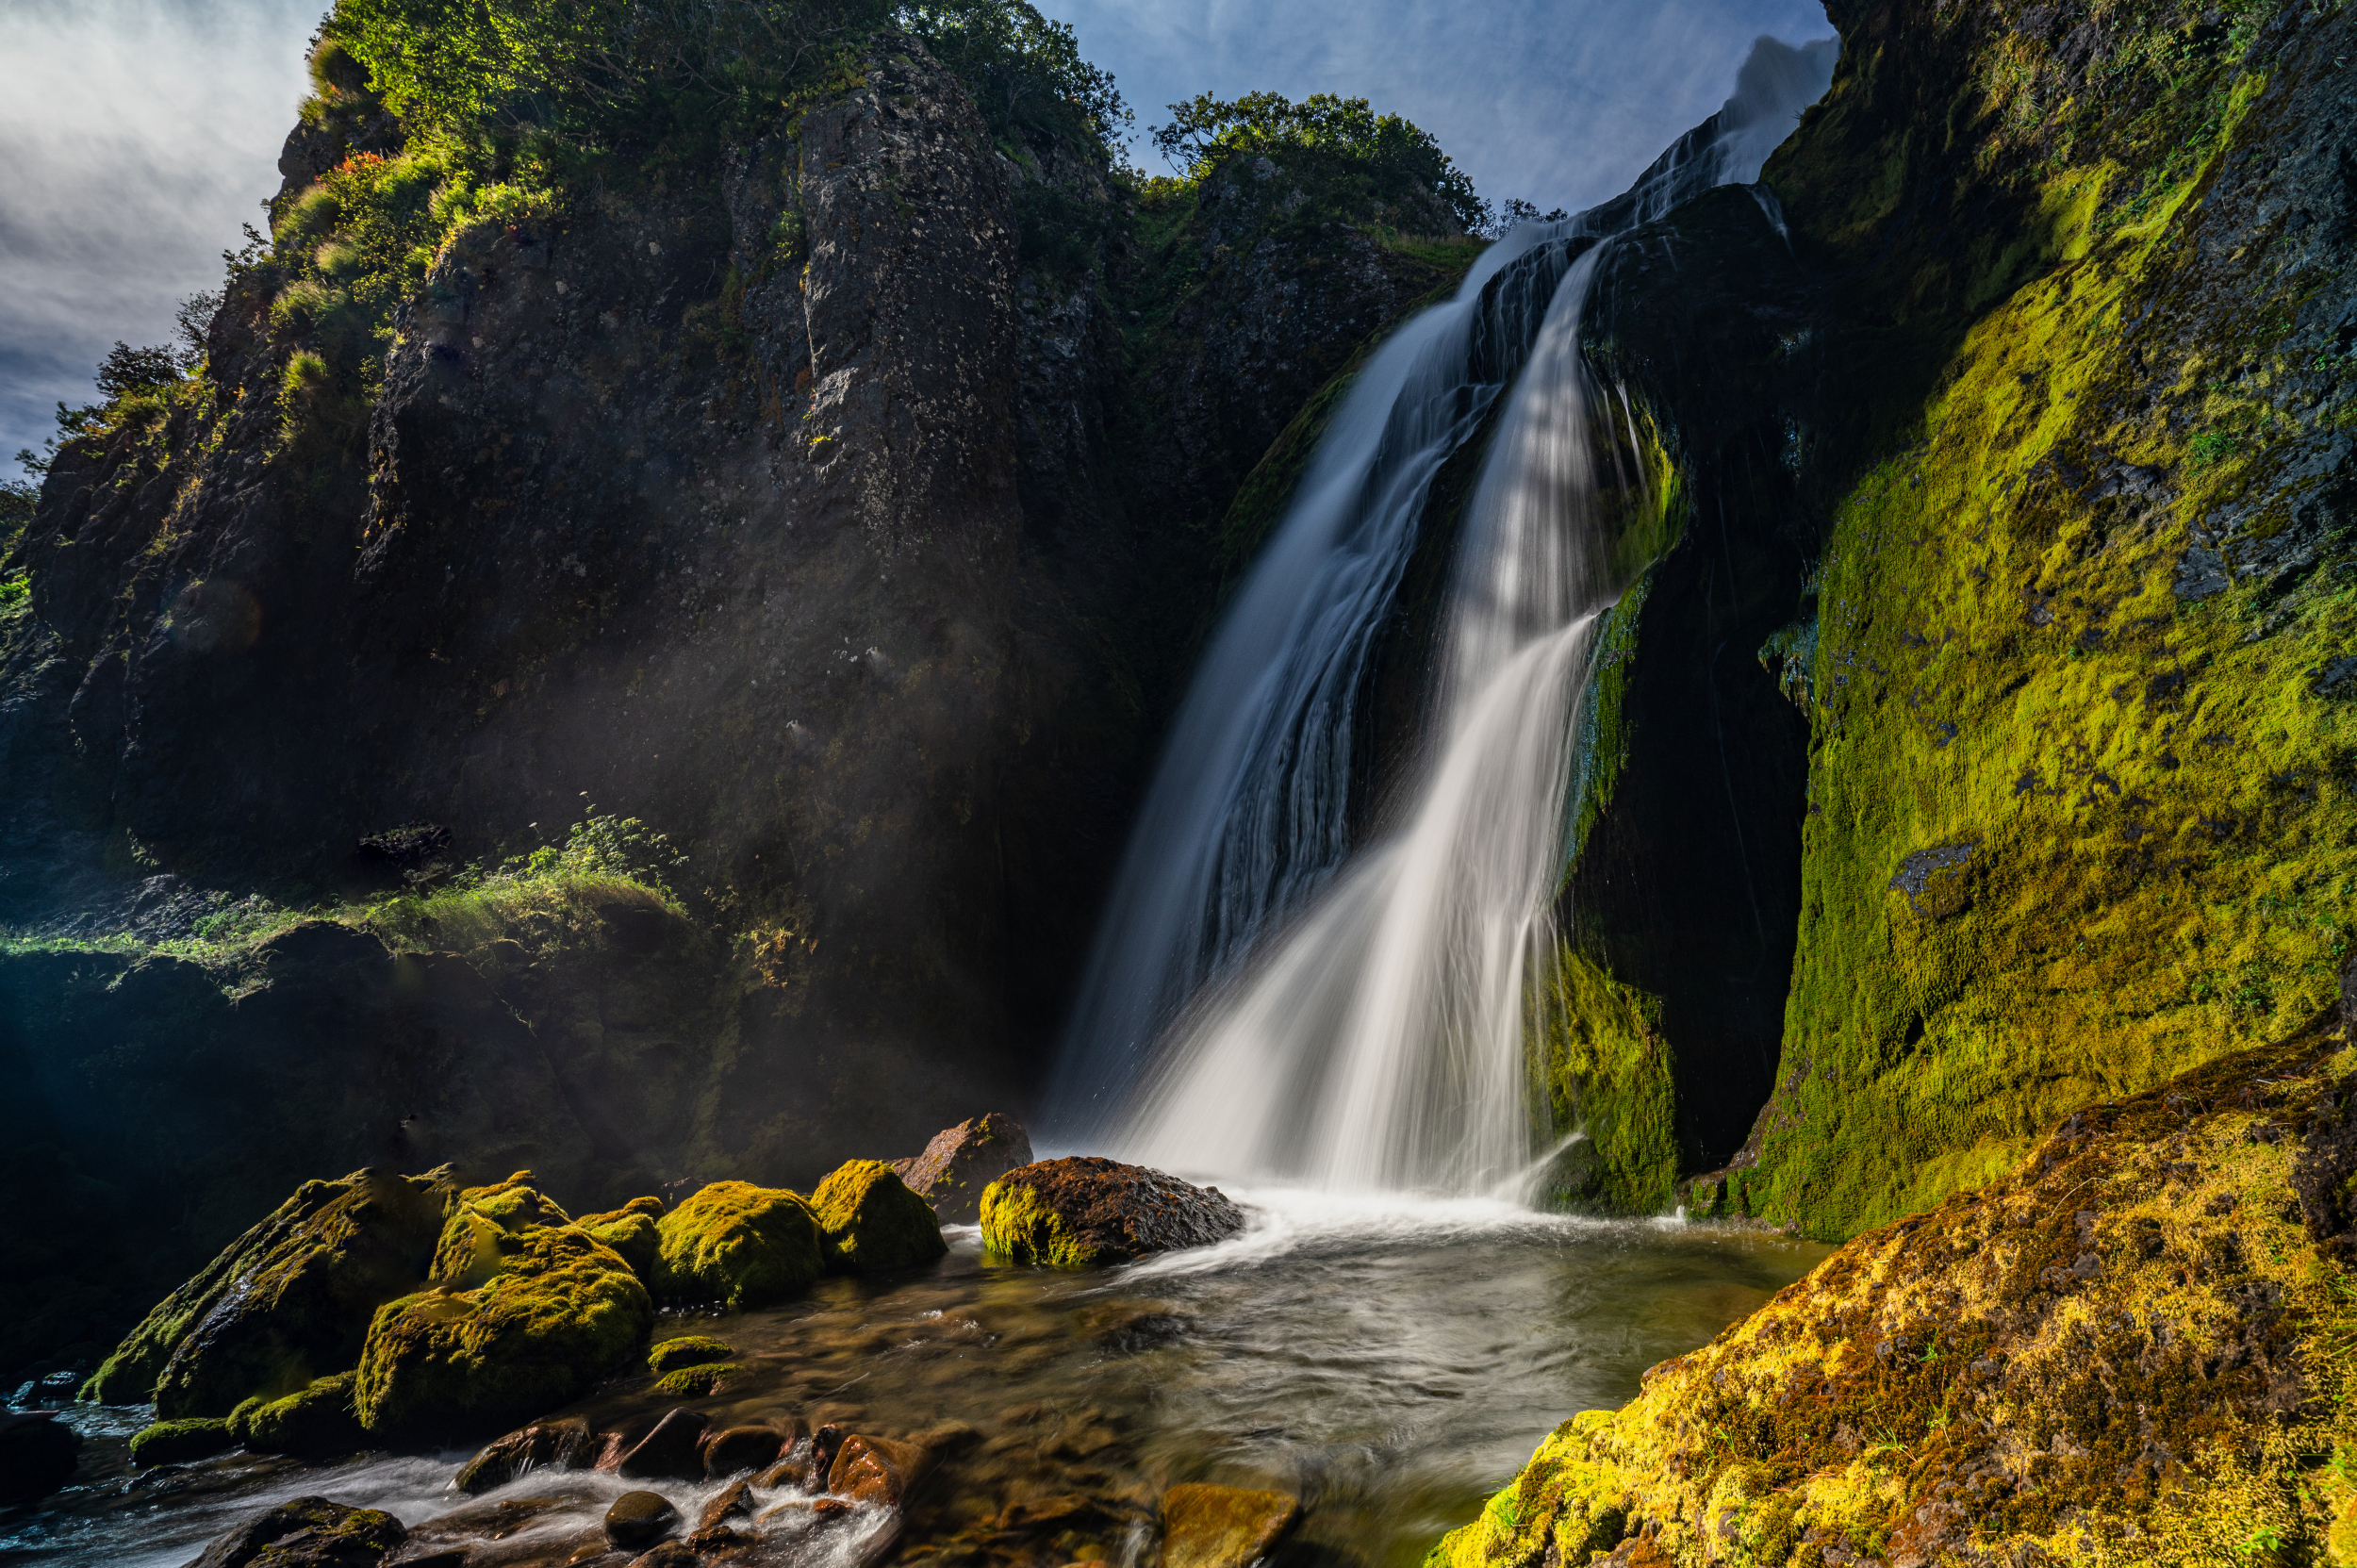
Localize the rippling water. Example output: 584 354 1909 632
4 1195 1824 1568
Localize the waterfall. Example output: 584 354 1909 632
1048 35 1838 1193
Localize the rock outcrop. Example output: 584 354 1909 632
981 1157 1244 1266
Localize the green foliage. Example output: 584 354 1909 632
1149 90 1487 232
94 341 187 400
904 0 1127 150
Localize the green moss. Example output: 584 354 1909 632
1433 1029 2357 1568
431 1174 574 1288
354 1222 651 1437
84 1165 446 1414
979 1177 1102 1267
809 1159 948 1275
646 1334 733 1375
652 1363 740 1397
652 1180 822 1308
243 1370 367 1458
127 1417 237 1467
577 1197 664 1279
1532 948 1678 1213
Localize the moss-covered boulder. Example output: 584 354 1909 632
430 1173 574 1290
84 1165 448 1415
811 1159 948 1274
1432 1021 2357 1568
128 1416 237 1467
243 1370 367 1458
183 1494 406 1568
354 1223 651 1438
652 1181 822 1308
577 1196 665 1279
981 1157 1244 1267
647 1335 733 1375
892 1113 1033 1224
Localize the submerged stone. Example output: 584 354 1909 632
354 1223 651 1438
1160 1483 1301 1568
893 1113 1034 1224
811 1159 949 1274
605 1489 682 1549
85 1166 447 1414
981 1157 1244 1267
653 1181 823 1308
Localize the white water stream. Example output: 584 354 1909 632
1050 37 1838 1195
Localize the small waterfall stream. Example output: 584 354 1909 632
1050 36 1838 1193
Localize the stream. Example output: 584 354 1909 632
3 1192 1823 1568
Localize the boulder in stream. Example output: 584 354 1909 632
354 1223 651 1438
981 1158 1244 1266
241 1369 367 1458
185 1495 406 1568
605 1490 682 1551
429 1173 575 1290
127 1415 235 1467
653 1181 824 1308
453 1415 598 1494
1160 1484 1302 1568
0 1411 80 1502
84 1165 448 1414
892 1114 1034 1224
577 1196 667 1279
812 1160 949 1274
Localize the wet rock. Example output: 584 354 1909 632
626 1544 701 1567
395 1484 606 1561
0 1411 81 1502
1159 1483 1301 1568
187 1495 407 1568
431 1174 575 1290
354 1225 652 1438
653 1182 822 1309
810 1160 949 1275
606 1491 682 1551
243 1369 368 1457
618 1408 711 1480
454 1415 599 1494
1093 1312 1191 1353
128 1414 235 1467
893 1114 1034 1224
578 1197 667 1281
651 1364 738 1398
701 1425 784 1478
86 1165 448 1413
646 1336 733 1376
980 1158 1244 1267
697 1477 756 1531
827 1432 927 1506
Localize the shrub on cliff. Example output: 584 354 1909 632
1149 90 1486 233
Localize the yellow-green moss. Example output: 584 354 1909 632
127 1417 237 1467
1434 1026 2357 1567
979 1178 1101 1268
242 1369 366 1458
431 1172 574 1289
809 1159 948 1275
354 1223 651 1437
652 1363 740 1397
652 1180 822 1308
1533 947 1677 1213
577 1196 665 1280
647 1334 733 1375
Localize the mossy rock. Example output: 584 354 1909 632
652 1181 822 1308
647 1334 733 1375
243 1369 367 1458
811 1159 948 1275
1431 1024 2357 1568
651 1363 739 1398
354 1223 651 1439
127 1417 236 1467
85 1165 450 1415
981 1157 1244 1267
1161 1483 1301 1568
431 1173 574 1290
576 1197 664 1281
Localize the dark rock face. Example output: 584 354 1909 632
186 1496 406 1568
616 1408 711 1482
453 1416 598 1494
0 1411 81 1504
892 1113 1033 1223
980 1156 1244 1266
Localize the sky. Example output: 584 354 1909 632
0 0 1833 484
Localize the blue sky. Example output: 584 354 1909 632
0 0 1832 484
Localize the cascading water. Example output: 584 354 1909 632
1049 35 1838 1192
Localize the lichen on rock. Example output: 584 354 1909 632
981 1157 1244 1267
652 1180 823 1308
354 1222 651 1438
811 1159 948 1274
430 1172 575 1289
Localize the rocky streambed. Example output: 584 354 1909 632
2 1186 1821 1568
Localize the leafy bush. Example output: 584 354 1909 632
95 341 187 400
1149 90 1487 232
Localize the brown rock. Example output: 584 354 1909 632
1159 1484 1300 1568
617 1409 710 1481
697 1478 754 1533
453 1416 598 1494
826 1433 927 1507
981 1158 1245 1266
701 1424 785 1478
626 1543 701 1567
892 1114 1034 1224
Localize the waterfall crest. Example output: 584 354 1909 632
1048 35 1838 1193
